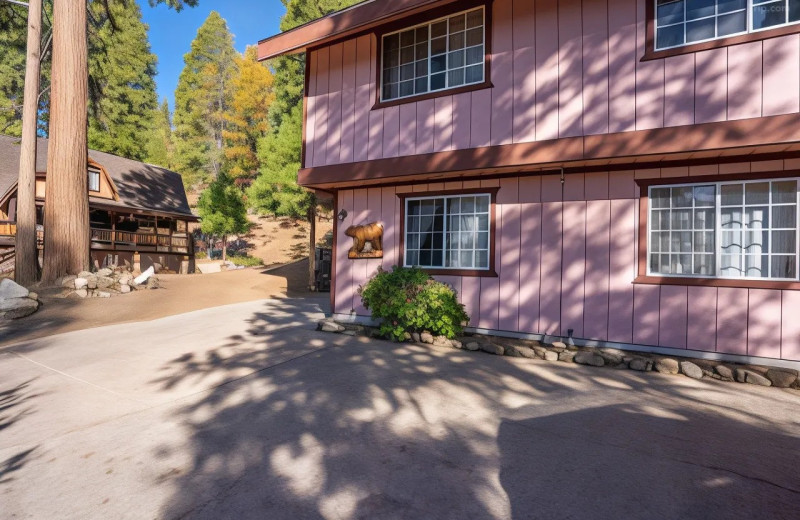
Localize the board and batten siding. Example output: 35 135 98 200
335 161 800 362
305 0 800 169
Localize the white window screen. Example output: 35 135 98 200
648 179 799 280
405 194 491 269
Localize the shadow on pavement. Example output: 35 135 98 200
149 300 800 519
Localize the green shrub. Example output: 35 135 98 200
228 255 263 267
359 266 469 341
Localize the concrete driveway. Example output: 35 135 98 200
0 296 798 520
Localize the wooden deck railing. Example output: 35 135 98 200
0 220 16 236
2 223 189 254
90 228 190 254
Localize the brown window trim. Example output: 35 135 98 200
643 0 800 61
397 186 498 278
635 170 800 290
373 0 492 110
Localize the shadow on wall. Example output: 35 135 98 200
151 299 799 519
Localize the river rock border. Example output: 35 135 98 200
317 320 800 390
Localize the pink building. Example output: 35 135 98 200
260 0 800 368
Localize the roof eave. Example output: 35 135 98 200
257 0 454 60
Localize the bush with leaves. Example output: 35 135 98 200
359 266 469 341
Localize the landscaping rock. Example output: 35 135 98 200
544 351 559 361
411 332 421 343
654 358 680 375
433 336 453 348
574 351 604 367
680 361 704 380
715 365 734 380
341 330 357 336
0 279 29 299
420 332 434 344
119 284 131 294
766 369 798 388
77 271 93 278
599 349 625 365
75 288 88 298
28 292 38 301
97 268 113 277
97 292 111 298
0 297 38 319
146 277 160 289
450 340 463 349
628 358 652 371
96 276 115 289
532 346 548 359
320 320 345 333
480 342 505 356
465 341 480 351
87 277 98 289
735 368 772 386
558 351 576 362
550 341 567 350
505 345 536 358
59 275 77 288
73 277 88 290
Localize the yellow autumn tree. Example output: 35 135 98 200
223 45 275 183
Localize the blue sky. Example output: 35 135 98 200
136 0 285 110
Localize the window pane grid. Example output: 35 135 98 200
655 0 797 50
382 7 484 102
405 194 491 270
648 179 799 281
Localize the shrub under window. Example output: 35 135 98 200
359 266 470 341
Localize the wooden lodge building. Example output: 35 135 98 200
0 135 197 274
258 0 800 368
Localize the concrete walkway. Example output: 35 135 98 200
0 297 798 519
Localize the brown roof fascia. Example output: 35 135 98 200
257 0 456 60
297 113 800 188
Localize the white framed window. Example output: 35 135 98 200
647 178 799 280
88 168 101 192
654 0 800 50
404 193 491 270
380 6 485 102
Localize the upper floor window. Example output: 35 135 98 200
88 167 100 192
380 7 485 102
655 0 800 50
647 178 799 280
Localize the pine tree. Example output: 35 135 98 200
0 4 35 137
86 0 159 161
248 0 360 218
223 46 275 183
173 11 236 189
197 173 249 261
145 98 175 168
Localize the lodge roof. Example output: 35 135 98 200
0 135 195 219
257 0 451 60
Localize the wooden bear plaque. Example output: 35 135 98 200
346 222 383 259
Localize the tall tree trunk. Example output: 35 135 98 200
41 0 89 283
15 0 43 287
308 204 316 291
222 235 227 261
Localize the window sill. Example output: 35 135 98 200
423 268 498 278
372 80 493 110
642 23 800 61
633 275 800 291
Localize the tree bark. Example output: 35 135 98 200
308 204 316 291
15 0 43 287
222 235 227 261
41 0 90 283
